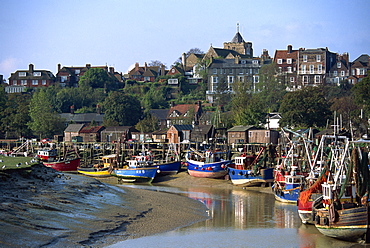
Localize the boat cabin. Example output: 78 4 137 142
234 155 257 170
37 149 57 161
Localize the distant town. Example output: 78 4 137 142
0 28 369 144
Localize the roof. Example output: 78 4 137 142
231 32 245 43
64 124 85 132
227 125 256 132
353 54 369 64
149 109 169 120
60 113 104 123
79 126 105 133
168 104 200 118
192 125 213 134
102 126 137 132
172 125 193 131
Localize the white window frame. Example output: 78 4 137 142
18 72 26 77
287 58 292 64
290 77 295 82
333 71 338 76
33 72 41 76
42 80 46 85
32 80 38 85
315 75 321 84
318 64 322 74
12 80 17 85
337 62 341 68
287 67 292 73
277 59 283 64
21 80 27 85
310 65 314 74
316 55 321 62
341 71 345 77
303 55 308 62
302 65 306 74
212 68 217 74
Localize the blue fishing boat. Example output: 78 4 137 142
272 167 305 203
111 153 158 183
185 148 231 178
228 145 275 187
154 143 181 175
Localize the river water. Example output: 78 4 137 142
107 184 364 248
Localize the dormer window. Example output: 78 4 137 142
75 69 80 74
33 72 41 76
18 72 26 77
252 60 259 64
337 62 341 68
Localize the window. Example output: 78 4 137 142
287 58 292 64
42 80 46 85
228 76 234 84
287 67 292 73
359 69 365 75
239 69 243 74
303 76 309 84
333 71 338 76
229 69 233 74
241 60 246 64
61 76 67 82
310 65 314 74
219 68 223 74
341 71 345 77
253 75 259 83
33 72 41 76
12 80 17 85
18 72 26 77
21 80 27 85
212 68 217 74
168 79 178 84
265 131 270 138
352 69 355 75
303 55 308 62
301 65 306 74
252 60 259 64
238 76 244 82
32 80 38 85
337 62 341 68
75 69 80 74
315 75 321 84
277 59 283 64
290 77 295 82
316 55 321 62
318 64 322 74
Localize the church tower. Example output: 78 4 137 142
223 23 253 58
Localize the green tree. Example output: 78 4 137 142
79 68 122 91
135 114 159 132
279 87 331 128
141 85 168 111
102 91 142 126
28 89 65 138
352 75 370 116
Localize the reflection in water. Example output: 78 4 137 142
110 184 362 248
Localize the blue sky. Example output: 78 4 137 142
1 0 369 79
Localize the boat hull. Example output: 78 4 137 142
315 205 370 242
156 161 181 175
228 167 274 187
186 159 230 178
43 158 80 172
273 186 300 203
111 167 157 183
77 167 111 177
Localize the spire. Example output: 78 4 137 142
231 23 245 43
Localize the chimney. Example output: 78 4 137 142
109 67 114 74
70 105 74 114
171 101 175 107
287 45 292 54
86 64 91 69
144 62 148 71
182 53 186 69
57 64 61 72
96 104 101 114
161 64 165 76
29 64 34 73
135 62 139 71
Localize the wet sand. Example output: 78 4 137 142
0 164 209 247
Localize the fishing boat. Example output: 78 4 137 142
313 140 370 242
77 154 116 177
111 153 158 183
185 148 231 178
154 143 181 175
42 146 81 172
228 145 275 187
36 148 57 161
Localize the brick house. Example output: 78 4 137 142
56 63 123 87
274 45 299 90
349 54 370 84
8 64 55 88
127 62 166 82
167 102 203 127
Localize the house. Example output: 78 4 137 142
56 63 123 87
127 62 166 82
191 125 214 143
101 126 137 142
166 102 203 127
265 113 282 130
167 125 193 144
64 124 85 142
248 129 279 144
227 125 258 145
151 130 168 143
60 105 104 126
79 126 105 143
204 28 272 102
327 53 350 85
149 109 170 130
349 54 370 84
273 45 299 90
8 64 55 89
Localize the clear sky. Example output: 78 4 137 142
1 0 369 80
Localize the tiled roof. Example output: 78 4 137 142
168 104 200 118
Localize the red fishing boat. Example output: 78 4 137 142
42 145 80 172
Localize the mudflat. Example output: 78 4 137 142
0 164 210 247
